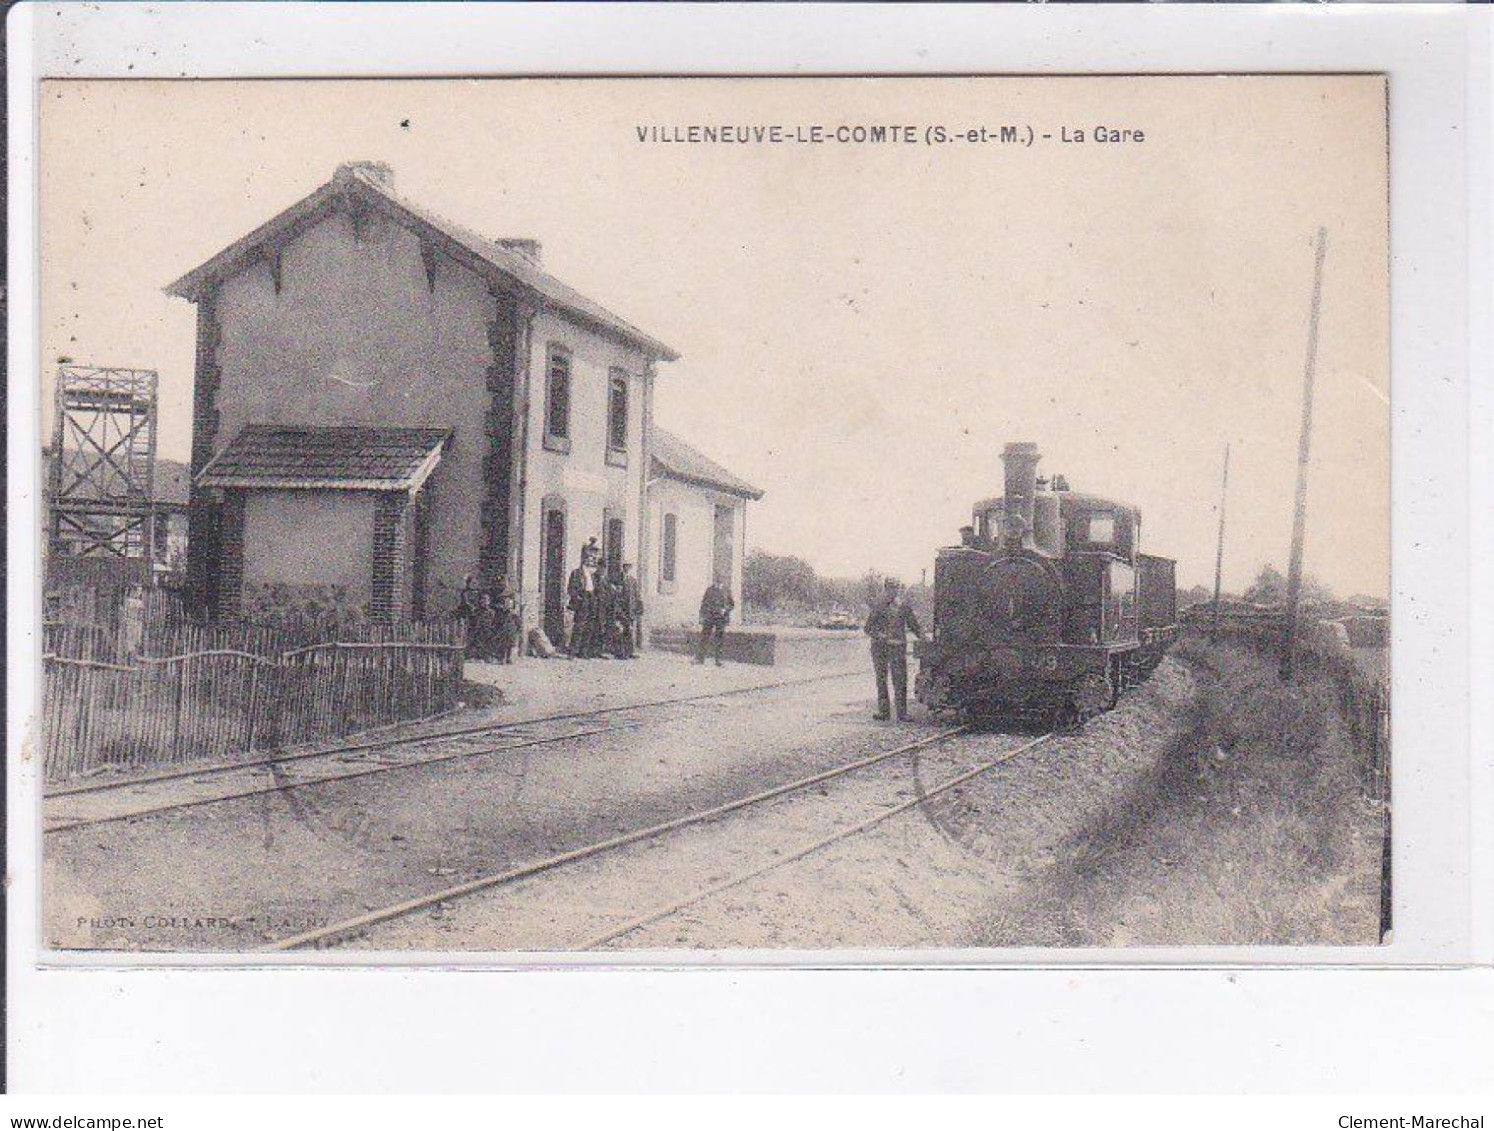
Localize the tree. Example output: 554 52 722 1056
1243 564 1288 605
1179 584 1213 609
812 573 863 611
743 550 819 609
1242 563 1337 608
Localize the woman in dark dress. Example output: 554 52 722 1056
492 580 519 664
456 575 484 660
471 592 497 661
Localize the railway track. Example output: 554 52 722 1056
43 668 862 835
579 729 1052 950
263 725 1056 952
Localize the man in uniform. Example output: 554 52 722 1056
694 575 735 666
865 577 926 721
600 561 627 659
618 562 642 658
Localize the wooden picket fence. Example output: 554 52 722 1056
41 587 466 783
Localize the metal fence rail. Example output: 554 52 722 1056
41 588 466 782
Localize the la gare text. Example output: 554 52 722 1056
634 123 1146 147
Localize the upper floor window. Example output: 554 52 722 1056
544 346 572 452
607 371 629 459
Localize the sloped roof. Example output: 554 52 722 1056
650 428 763 500
165 163 678 361
197 425 451 491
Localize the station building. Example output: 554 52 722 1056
167 161 759 639
647 429 763 629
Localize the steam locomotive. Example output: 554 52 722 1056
915 442 1179 722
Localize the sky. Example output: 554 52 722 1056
39 76 1390 598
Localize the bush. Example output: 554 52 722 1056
1178 638 1357 873
743 551 819 609
744 549 932 628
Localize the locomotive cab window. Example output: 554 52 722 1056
1084 513 1115 544
978 506 1003 541
1110 560 1137 615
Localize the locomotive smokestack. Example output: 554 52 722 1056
1001 441 1042 544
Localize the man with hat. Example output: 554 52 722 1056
619 562 643 658
694 575 735 666
864 577 926 721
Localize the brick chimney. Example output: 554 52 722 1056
496 238 543 265
335 161 395 190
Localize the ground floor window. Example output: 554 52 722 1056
540 497 568 645
661 512 678 587
605 514 625 568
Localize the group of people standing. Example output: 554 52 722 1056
455 540 925 721
455 576 520 664
566 539 643 660
456 538 733 666
458 542 921 727
456 539 918 725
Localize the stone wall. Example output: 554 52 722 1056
645 476 747 629
207 208 491 615
240 490 375 618
517 308 650 639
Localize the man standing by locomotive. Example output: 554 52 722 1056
865 577 926 722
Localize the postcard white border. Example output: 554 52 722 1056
8 1 1493 1092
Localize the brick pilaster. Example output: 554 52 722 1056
216 489 246 619
371 491 409 623
186 295 224 618
481 290 534 592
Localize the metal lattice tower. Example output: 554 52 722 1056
47 365 160 568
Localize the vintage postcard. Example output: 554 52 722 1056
36 75 1389 957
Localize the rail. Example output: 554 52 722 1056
262 725 981 951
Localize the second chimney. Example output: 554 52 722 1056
335 161 395 190
496 239 543 265
1001 441 1042 543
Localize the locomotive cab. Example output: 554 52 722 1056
1059 497 1140 647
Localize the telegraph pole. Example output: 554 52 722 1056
1210 441 1230 643
1281 227 1328 681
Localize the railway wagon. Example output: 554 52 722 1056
915 441 1179 721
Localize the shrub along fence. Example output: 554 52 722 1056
41 586 466 783
1180 609 1390 803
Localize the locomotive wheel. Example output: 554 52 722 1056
1074 670 1114 718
